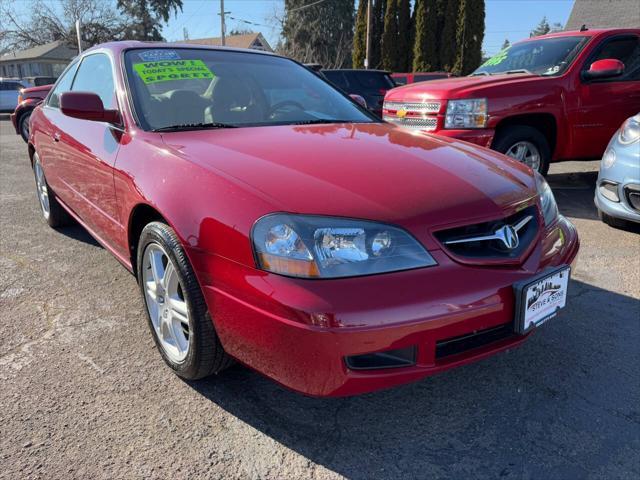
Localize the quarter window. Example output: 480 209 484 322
72 53 117 109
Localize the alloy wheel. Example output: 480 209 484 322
33 157 50 219
142 243 191 363
506 141 541 172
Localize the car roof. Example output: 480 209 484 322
520 28 640 43
323 69 391 74
82 40 278 58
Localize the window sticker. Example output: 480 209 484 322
133 60 215 84
481 47 510 67
138 50 181 62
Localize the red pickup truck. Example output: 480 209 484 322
383 28 640 174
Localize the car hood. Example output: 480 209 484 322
386 73 542 101
160 123 536 234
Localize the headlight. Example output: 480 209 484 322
445 98 487 129
535 172 559 227
619 114 640 144
252 214 437 278
602 147 616 168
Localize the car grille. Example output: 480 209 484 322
624 184 640 212
434 206 539 262
436 324 515 360
383 101 441 132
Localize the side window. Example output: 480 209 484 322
588 36 640 81
72 53 116 109
47 62 79 108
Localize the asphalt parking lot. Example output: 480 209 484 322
1 115 639 480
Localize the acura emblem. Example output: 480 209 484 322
495 224 519 250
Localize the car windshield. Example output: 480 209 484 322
124 48 375 131
473 36 588 76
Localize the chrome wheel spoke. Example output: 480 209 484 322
507 141 541 172
168 297 188 324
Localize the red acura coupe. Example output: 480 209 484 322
28 42 579 397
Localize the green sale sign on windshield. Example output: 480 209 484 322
133 60 215 84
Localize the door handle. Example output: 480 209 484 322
52 132 60 142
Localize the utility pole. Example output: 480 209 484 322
220 0 226 46
75 19 82 54
365 0 372 69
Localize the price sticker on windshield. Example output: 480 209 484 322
133 60 215 84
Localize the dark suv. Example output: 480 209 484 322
322 69 396 117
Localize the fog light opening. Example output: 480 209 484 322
599 181 620 203
345 346 416 371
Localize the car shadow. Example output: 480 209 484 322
186 279 639 479
57 224 102 248
547 169 600 221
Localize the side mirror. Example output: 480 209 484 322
349 94 367 109
583 59 625 81
60 91 120 124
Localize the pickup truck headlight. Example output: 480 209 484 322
619 114 640 144
252 214 437 278
535 172 559 227
445 98 488 129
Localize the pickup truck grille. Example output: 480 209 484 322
383 101 441 132
434 206 539 262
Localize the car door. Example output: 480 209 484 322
572 34 640 159
53 52 122 243
0 81 21 111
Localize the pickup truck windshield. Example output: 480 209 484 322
124 48 374 131
473 36 588 76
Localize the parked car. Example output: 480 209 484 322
0 78 28 112
595 113 640 227
22 76 58 87
10 84 52 141
384 28 640 175
322 69 396 117
28 42 579 397
391 72 454 85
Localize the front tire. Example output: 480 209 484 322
32 152 72 228
137 221 233 380
19 111 31 142
493 125 551 176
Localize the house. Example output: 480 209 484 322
0 40 78 79
178 32 273 52
565 0 640 30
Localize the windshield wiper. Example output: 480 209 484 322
288 119 353 125
153 122 238 132
503 69 534 75
470 71 490 76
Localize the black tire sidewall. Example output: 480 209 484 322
493 125 551 176
136 222 207 379
19 111 31 142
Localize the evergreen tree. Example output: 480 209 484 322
453 0 484 75
396 0 412 71
353 0 367 68
412 0 438 71
370 0 386 68
439 0 459 71
381 0 399 70
117 0 183 41
281 0 355 68
530 16 551 37
501 38 510 50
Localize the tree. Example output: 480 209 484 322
412 0 438 71
396 0 412 71
0 0 129 51
353 0 368 68
453 0 484 75
280 0 355 69
370 0 386 69
501 38 510 50
116 0 183 41
439 0 459 71
381 0 399 70
530 16 551 37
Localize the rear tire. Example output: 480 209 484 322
492 125 551 176
19 111 31 142
32 152 73 228
137 221 233 380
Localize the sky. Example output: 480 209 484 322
162 0 576 56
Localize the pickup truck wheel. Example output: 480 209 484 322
19 111 31 142
493 126 551 175
137 221 233 380
32 152 73 228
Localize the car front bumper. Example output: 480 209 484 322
432 128 495 149
194 216 579 397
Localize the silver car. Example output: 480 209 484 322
595 113 640 227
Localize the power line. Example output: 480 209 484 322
288 0 328 13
